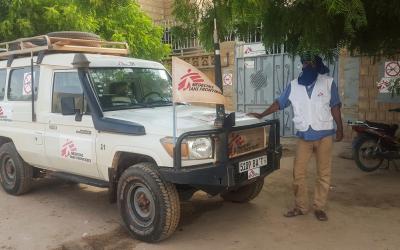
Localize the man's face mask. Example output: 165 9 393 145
298 61 318 86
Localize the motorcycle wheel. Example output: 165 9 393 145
352 136 384 172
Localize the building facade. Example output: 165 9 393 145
137 0 174 21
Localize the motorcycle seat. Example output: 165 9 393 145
365 121 398 137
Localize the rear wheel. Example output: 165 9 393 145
221 179 264 203
117 162 180 242
353 136 384 172
0 143 33 195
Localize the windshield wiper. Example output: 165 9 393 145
103 103 148 111
145 100 173 106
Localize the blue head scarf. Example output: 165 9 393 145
298 55 329 86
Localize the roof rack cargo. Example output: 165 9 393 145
0 35 129 60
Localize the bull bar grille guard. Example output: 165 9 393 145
173 119 281 170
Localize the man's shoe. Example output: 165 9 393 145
314 210 328 221
284 208 304 218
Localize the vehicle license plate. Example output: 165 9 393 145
238 155 267 173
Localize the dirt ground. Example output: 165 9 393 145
1 140 400 250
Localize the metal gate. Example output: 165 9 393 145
236 43 338 137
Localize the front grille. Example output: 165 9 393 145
228 126 269 159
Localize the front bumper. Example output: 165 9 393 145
158 119 282 189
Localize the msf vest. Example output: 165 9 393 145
288 74 334 132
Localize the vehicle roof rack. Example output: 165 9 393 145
0 35 129 60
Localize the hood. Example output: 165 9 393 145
103 105 262 136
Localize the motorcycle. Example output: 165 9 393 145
349 108 400 172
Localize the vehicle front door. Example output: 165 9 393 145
44 71 99 178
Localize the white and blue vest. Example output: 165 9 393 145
288 74 334 132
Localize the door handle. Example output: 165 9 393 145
49 124 58 130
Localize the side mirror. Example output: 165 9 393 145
61 97 76 115
61 97 82 121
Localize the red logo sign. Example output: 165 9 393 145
228 133 246 156
245 47 253 54
61 140 77 158
377 79 390 91
0 106 3 116
23 73 32 95
178 69 205 91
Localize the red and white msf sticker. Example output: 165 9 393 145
248 168 260 180
61 139 77 158
23 72 33 96
59 138 92 163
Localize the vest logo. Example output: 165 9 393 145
61 140 77 158
0 106 4 116
317 91 324 97
178 69 205 91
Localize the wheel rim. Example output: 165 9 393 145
358 140 383 169
127 183 155 227
1 155 16 186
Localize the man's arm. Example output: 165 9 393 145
248 84 291 119
248 101 280 119
331 106 343 141
330 81 343 141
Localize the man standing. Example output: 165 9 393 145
249 54 343 221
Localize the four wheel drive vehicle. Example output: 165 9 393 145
0 32 282 242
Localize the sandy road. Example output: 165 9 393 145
0 141 399 250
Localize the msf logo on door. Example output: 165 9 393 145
61 139 77 158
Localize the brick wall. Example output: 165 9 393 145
341 52 400 141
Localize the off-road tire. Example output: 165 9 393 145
117 162 180 242
47 31 101 40
353 136 383 172
221 178 264 203
0 142 33 195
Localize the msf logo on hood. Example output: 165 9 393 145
61 140 77 158
178 69 205 91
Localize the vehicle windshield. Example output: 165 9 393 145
89 68 172 111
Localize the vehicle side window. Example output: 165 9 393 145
52 72 88 114
8 67 40 101
0 70 6 100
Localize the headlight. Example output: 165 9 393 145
187 137 213 159
160 136 214 160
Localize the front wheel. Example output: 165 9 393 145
117 162 180 242
353 136 384 172
221 178 264 203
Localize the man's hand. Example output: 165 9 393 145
247 101 280 120
335 129 343 142
247 112 263 119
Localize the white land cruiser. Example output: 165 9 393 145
0 32 282 242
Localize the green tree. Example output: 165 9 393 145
172 0 400 58
0 0 170 60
